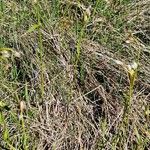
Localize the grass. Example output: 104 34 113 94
0 0 150 149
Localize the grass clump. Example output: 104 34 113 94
0 0 150 149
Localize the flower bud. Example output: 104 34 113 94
20 101 26 113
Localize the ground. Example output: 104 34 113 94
0 0 150 150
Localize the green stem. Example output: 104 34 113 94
36 4 44 98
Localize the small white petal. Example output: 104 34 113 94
131 62 138 70
127 65 132 71
125 40 130 44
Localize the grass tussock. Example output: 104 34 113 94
0 0 150 150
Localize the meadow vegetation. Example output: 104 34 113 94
0 0 150 149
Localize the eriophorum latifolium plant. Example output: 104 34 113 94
115 60 138 121
0 0 150 149
126 62 138 113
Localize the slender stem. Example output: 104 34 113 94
36 4 44 98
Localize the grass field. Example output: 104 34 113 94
0 0 150 149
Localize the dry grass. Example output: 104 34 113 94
0 0 150 150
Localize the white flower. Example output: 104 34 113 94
127 62 138 71
131 62 138 70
